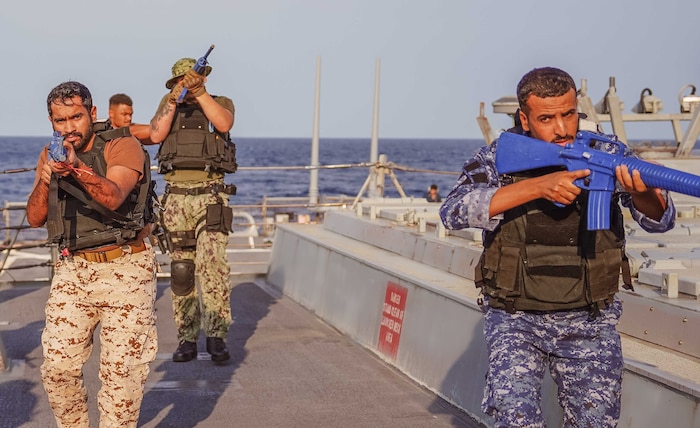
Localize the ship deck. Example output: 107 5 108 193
0 271 481 427
3 194 700 427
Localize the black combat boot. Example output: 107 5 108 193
173 340 198 362
206 337 231 362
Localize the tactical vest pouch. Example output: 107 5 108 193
158 103 238 174
522 245 585 304
221 138 238 173
588 247 622 302
487 245 520 294
168 230 198 250
176 129 208 165
524 202 580 246
206 203 233 234
206 133 222 159
204 134 237 173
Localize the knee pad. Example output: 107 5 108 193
170 259 195 296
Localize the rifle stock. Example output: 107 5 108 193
495 132 567 173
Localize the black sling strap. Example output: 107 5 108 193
56 179 140 229
47 175 64 239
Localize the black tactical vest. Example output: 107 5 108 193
477 169 625 313
46 124 154 251
156 99 237 174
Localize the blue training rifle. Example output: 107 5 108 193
495 130 700 230
48 131 66 163
177 44 215 103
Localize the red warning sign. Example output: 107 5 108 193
377 282 408 360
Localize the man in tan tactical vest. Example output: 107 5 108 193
149 57 237 364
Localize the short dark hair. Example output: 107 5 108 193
517 67 576 114
109 93 133 107
429 184 438 190
46 81 93 117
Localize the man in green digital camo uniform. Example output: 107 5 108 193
149 58 237 363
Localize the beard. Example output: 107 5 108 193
65 124 94 152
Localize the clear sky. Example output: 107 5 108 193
1 0 698 141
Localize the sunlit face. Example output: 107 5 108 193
48 96 96 152
109 103 133 128
519 88 578 146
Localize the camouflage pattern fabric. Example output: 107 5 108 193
162 179 231 342
41 244 157 428
481 298 624 428
438 131 676 428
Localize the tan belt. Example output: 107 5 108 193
74 240 146 263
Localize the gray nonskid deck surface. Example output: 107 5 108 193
0 277 482 428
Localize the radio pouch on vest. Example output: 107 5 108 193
521 244 585 304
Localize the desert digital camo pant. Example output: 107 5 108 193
41 244 157 428
481 298 624 428
162 180 232 342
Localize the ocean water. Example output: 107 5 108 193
0 136 483 241
4 135 699 244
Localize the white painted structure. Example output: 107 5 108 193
267 202 700 427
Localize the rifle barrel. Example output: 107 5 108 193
621 158 700 198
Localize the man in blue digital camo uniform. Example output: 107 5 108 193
27 81 158 427
149 58 237 363
439 67 676 428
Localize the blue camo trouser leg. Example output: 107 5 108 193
482 310 548 428
482 299 623 428
548 300 623 428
